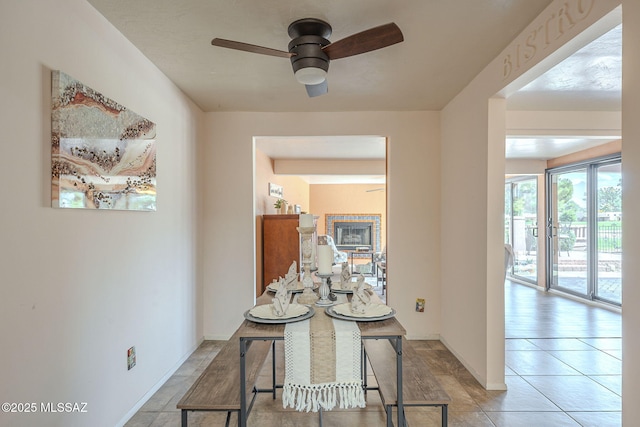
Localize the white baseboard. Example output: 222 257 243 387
116 337 204 427
405 333 441 340
203 334 234 340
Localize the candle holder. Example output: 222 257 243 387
315 273 333 306
296 226 318 305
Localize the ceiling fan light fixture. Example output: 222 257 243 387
210 18 404 98
294 67 327 85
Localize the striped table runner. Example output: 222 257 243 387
282 306 365 412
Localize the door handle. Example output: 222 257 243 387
546 218 556 238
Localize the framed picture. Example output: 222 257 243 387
269 183 283 198
294 204 301 214
51 71 157 211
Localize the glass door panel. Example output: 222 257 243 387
511 179 537 281
595 162 622 304
548 169 589 297
505 183 513 275
547 156 622 306
505 183 512 245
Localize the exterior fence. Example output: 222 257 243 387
598 224 622 253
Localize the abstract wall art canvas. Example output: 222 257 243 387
51 71 157 211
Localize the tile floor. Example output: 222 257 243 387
125 280 621 426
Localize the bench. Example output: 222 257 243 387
364 338 451 427
177 331 275 427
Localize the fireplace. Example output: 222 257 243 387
326 214 381 252
334 222 373 250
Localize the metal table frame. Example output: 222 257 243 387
236 305 405 427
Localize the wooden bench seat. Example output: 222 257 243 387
177 331 274 427
364 338 451 427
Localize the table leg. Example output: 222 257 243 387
396 336 404 427
362 343 368 393
350 252 354 275
371 253 376 276
442 404 448 427
239 338 247 427
271 341 276 399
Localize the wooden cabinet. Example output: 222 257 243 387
262 215 300 292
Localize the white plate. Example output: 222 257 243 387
325 303 395 322
244 304 315 324
266 282 317 293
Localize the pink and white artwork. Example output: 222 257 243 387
51 70 157 211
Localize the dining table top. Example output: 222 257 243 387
236 288 406 339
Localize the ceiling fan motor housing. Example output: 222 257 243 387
287 18 332 76
288 35 330 74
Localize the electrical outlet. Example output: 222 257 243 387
416 298 425 312
127 346 136 370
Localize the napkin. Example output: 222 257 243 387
351 274 373 314
339 262 352 290
272 279 291 317
284 261 299 291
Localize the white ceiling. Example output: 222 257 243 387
87 0 553 112
86 0 622 181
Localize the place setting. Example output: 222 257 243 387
329 261 360 294
265 261 318 294
248 216 394 324
245 278 315 324
325 274 396 321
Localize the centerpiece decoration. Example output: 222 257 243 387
296 214 318 304
315 235 334 306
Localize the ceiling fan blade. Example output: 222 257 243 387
305 80 328 97
211 38 294 58
322 23 404 60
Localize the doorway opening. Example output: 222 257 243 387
253 135 388 300
501 12 622 419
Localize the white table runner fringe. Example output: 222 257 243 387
283 317 365 412
282 381 365 412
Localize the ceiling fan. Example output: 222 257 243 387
211 18 404 97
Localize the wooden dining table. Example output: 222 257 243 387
235 290 406 427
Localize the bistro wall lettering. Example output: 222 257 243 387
502 0 595 81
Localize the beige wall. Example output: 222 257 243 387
0 0 203 425
441 0 622 389
254 147 310 293
622 0 640 423
255 148 311 216
201 111 441 341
